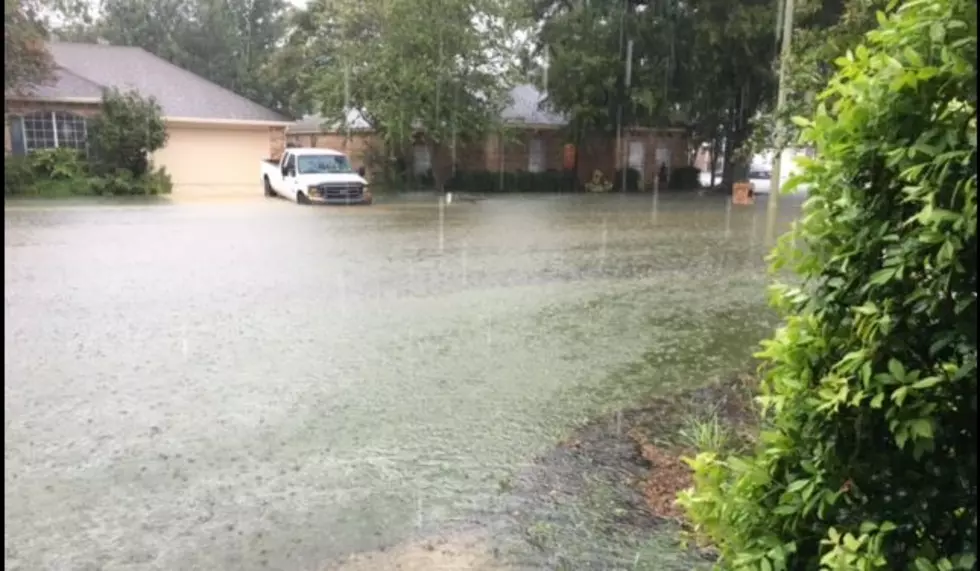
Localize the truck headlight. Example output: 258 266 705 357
308 186 320 197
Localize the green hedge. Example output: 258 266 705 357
4 148 173 197
668 166 701 190
613 168 641 192
446 169 576 192
678 0 977 569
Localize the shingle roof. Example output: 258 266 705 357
32 42 288 122
288 109 373 134
31 68 104 99
288 83 567 133
501 84 566 126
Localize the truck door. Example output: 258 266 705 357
278 152 295 194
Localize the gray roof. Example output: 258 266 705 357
501 84 566 126
30 43 288 122
289 83 567 133
31 68 104 99
289 109 372 134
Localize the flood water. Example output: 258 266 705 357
4 192 802 569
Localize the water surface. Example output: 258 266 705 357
4 192 802 569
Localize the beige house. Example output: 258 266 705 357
4 42 292 198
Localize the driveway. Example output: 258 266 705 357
4 193 802 569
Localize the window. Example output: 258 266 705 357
21 111 89 153
528 137 544 173
297 154 353 174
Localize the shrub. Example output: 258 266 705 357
668 166 701 190
4 155 32 195
613 167 641 192
88 88 167 177
92 167 173 196
445 169 573 192
26 147 88 180
678 1 977 570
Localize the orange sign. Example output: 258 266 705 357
563 144 576 170
733 181 754 205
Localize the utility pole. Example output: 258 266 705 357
622 38 633 193
615 0 626 191
766 0 795 239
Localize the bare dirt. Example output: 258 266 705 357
499 374 759 569
326 531 501 571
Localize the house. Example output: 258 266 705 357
286 84 690 189
4 42 292 197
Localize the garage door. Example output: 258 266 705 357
152 125 270 198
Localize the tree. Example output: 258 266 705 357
749 0 892 153
678 0 977 568
531 0 780 185
59 0 290 111
88 89 168 177
4 0 54 97
302 0 521 190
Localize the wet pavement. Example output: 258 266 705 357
4 192 802 570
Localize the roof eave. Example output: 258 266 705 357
164 116 292 127
4 95 101 104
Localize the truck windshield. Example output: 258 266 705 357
296 155 354 174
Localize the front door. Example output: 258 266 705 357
628 141 645 188
655 147 671 187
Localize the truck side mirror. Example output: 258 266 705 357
357 166 366 177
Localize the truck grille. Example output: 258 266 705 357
315 183 363 199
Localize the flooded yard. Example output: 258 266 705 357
4 192 802 569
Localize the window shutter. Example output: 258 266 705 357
8 117 26 156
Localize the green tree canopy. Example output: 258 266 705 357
4 0 54 97
297 0 523 189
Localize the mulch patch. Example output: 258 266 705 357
622 374 759 522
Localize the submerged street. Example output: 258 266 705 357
5 193 802 569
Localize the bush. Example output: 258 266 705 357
445 169 574 192
4 149 97 196
92 167 173 196
26 147 88 180
668 166 701 190
88 88 167 177
4 155 33 195
613 167 641 192
678 1 977 570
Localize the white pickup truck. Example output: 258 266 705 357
261 147 372 205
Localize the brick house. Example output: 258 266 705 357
286 84 690 189
5 42 292 198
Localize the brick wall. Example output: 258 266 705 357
287 131 384 173
269 126 286 161
282 125 691 188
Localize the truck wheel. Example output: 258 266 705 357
296 192 311 205
263 176 275 197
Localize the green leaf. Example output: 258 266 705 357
911 418 934 439
911 376 942 390
791 116 812 128
888 359 906 381
892 386 909 406
786 479 809 493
